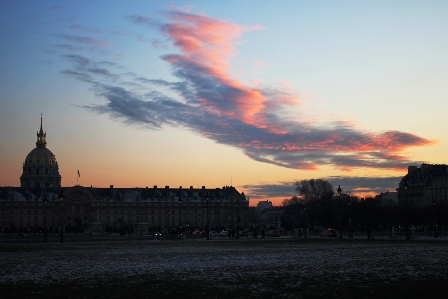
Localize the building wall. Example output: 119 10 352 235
0 185 250 233
397 164 448 207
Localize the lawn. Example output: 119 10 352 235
1 238 447 298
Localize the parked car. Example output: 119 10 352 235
209 231 218 238
238 230 249 237
320 228 338 238
266 230 280 237
219 230 228 237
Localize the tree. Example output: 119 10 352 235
281 196 305 230
295 179 334 202
296 179 335 229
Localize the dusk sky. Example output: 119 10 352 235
1 1 447 206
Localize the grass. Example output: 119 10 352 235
1 238 447 298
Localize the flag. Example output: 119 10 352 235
78 170 80 177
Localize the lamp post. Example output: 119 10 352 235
140 212 143 237
303 206 307 237
403 180 410 240
205 192 210 240
236 199 240 239
59 194 64 243
347 199 353 238
167 210 170 233
276 207 279 230
432 200 438 238
44 198 48 243
337 186 343 239
152 210 154 233
199 213 202 232
184 207 187 236
178 196 182 238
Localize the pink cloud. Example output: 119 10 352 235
162 10 268 126
70 8 436 172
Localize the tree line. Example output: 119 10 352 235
281 179 448 233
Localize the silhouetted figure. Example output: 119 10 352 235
261 229 265 239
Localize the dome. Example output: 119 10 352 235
24 147 58 166
20 116 61 188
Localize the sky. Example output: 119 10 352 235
1 1 447 206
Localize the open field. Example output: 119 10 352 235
1 238 447 299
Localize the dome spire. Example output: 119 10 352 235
36 113 47 148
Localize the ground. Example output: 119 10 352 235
1 237 447 298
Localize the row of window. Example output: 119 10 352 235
23 167 58 175
98 215 238 223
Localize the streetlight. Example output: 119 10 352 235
337 185 343 239
231 211 234 235
184 207 187 236
167 210 170 233
178 195 182 238
236 199 239 239
276 207 279 230
140 212 143 237
432 200 438 238
347 199 353 238
205 192 210 240
59 194 64 243
403 180 410 240
303 206 307 237
336 186 343 236
152 210 155 234
44 197 48 243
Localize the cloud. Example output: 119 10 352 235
60 8 436 172
242 176 402 199
56 34 111 47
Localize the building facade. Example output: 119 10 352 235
397 164 448 207
0 118 249 234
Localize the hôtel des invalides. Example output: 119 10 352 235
0 118 250 235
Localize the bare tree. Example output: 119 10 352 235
295 179 334 202
295 179 335 229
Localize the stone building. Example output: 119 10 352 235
397 164 448 206
0 118 249 234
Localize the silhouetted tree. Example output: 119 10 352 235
296 179 334 229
